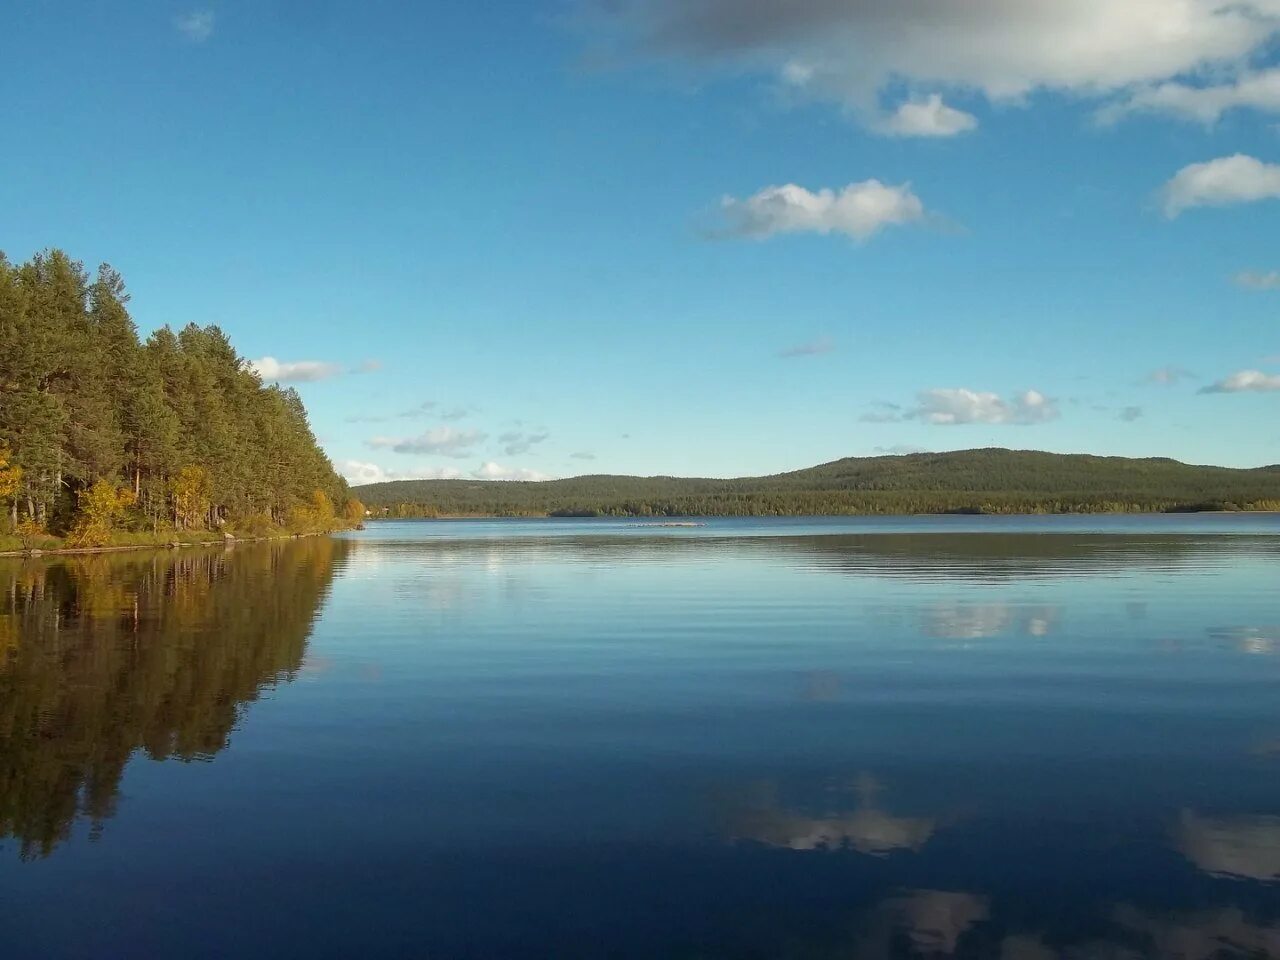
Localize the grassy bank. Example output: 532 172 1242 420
0 524 353 557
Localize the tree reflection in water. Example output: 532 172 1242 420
0 539 349 859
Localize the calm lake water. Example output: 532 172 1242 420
2 516 1279 958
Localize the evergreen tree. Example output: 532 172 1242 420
0 248 350 541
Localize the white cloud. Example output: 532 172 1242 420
339 460 463 485
1161 154 1280 218
719 181 926 241
908 388 1059 425
1146 365 1196 385
1235 270 1280 289
175 10 215 43
780 60 816 87
250 357 344 383
1104 67 1280 125
875 444 929 455
1200 369 1280 393
595 0 1280 127
472 462 553 482
367 427 487 457
342 458 554 484
878 95 977 138
354 359 383 373
778 336 836 358
498 430 550 456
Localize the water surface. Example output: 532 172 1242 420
2 517 1279 957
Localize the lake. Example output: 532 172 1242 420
2 516 1279 958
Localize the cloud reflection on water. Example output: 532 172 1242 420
923 603 1060 641
1207 626 1280 656
1175 810 1280 882
729 774 937 856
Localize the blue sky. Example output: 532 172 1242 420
3 1 1280 482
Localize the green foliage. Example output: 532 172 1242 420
0 248 350 541
356 449 1280 518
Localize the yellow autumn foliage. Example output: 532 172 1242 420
67 480 137 548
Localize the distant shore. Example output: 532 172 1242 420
362 508 1280 521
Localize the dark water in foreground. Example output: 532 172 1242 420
2 516 1279 958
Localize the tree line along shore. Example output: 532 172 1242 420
0 249 362 553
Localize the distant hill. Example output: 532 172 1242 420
353 448 1280 517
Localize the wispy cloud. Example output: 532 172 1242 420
778 336 835 358
367 427 486 457
354 359 383 373
175 10 215 43
498 430 550 456
1235 270 1280 290
1145 366 1196 386
385 401 472 420
396 401 438 418
250 357 344 383
859 401 903 424
717 181 928 241
1101 67 1280 126
1160 154 1280 218
346 399 434 424
472 462 552 482
570 451 597 461
875 444 929 455
1200 370 1280 394
1118 405 1144 422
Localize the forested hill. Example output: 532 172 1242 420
0 249 357 546
356 449 1280 517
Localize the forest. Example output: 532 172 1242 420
356 448 1280 518
0 249 360 550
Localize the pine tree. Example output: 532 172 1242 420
0 248 353 541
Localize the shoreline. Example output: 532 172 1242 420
0 530 335 560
